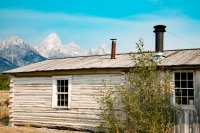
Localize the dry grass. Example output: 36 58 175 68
0 126 86 133
0 126 40 133
0 90 9 127
0 91 9 117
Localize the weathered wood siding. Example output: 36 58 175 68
9 69 200 132
175 109 199 133
9 74 126 131
174 69 200 133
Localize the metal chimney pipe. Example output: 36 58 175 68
153 25 166 52
110 39 117 59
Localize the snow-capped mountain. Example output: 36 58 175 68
35 33 110 58
0 33 111 72
88 44 110 55
0 36 46 72
34 33 63 58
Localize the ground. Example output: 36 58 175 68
0 91 87 133
0 126 87 133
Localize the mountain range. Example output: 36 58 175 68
0 36 46 73
35 33 110 58
0 33 111 73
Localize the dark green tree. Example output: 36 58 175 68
0 74 10 90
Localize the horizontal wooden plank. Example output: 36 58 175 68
12 120 96 131
12 108 102 114
13 112 99 119
12 118 100 127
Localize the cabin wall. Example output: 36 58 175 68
9 69 200 132
9 73 126 131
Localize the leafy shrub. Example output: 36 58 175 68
97 39 178 133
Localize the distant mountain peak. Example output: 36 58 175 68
34 33 111 58
88 44 110 55
47 33 58 38
34 33 63 57
67 42 77 46
42 33 62 50
6 36 24 45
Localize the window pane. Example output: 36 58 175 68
176 97 181 104
181 81 187 88
61 101 64 106
65 101 68 106
65 87 68 92
61 94 64 99
188 81 193 88
65 80 68 86
188 73 193 80
56 80 69 107
175 73 180 80
61 87 64 92
188 89 194 96
61 80 64 86
175 81 180 88
182 97 187 105
57 94 61 106
65 94 68 106
63 94 65 106
57 100 60 106
174 72 194 105
175 89 181 96
57 86 60 92
57 80 61 87
182 89 187 96
65 94 68 100
60 94 64 106
188 97 194 105
181 73 186 80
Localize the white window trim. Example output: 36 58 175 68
52 76 72 109
172 70 195 109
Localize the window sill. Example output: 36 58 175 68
180 105 195 109
52 106 70 110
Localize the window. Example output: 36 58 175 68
52 76 71 108
174 72 194 105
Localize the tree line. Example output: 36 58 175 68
0 74 10 90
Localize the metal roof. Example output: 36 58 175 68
3 48 200 74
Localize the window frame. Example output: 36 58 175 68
173 70 195 108
52 76 72 109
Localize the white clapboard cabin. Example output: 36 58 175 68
3 25 200 132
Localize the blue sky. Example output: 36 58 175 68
0 0 200 53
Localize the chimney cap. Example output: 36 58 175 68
153 25 166 32
110 38 117 41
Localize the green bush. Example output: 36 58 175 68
0 74 10 90
97 39 178 133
